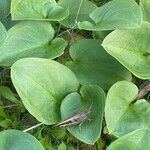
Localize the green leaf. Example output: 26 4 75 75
61 85 106 144
0 86 18 103
79 0 141 31
107 129 150 150
0 0 10 19
58 143 66 150
0 0 16 29
48 38 68 59
102 22 150 79
0 106 8 127
11 0 69 21
0 107 12 127
2 16 17 30
0 119 12 128
105 81 150 137
58 0 97 28
52 128 66 139
11 58 79 124
0 22 7 44
0 21 67 67
66 39 131 90
0 106 7 118
0 129 44 150
140 0 150 22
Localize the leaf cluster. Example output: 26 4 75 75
0 0 150 149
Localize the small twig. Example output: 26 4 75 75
3 104 19 108
57 23 76 36
57 25 76 44
57 28 72 37
23 123 43 132
136 81 150 100
56 0 83 41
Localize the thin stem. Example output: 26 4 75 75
57 26 75 43
56 0 84 41
66 0 84 41
75 0 84 24
56 0 84 43
57 28 72 37
23 123 43 132
3 104 19 108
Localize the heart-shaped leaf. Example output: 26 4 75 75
66 39 131 90
105 81 150 137
0 21 67 67
140 0 150 22
107 129 150 150
60 85 106 144
79 0 141 31
0 129 44 150
58 0 97 28
11 58 79 124
102 22 150 79
11 0 69 21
